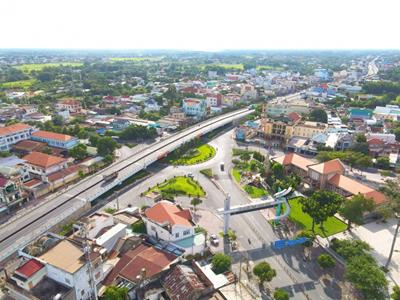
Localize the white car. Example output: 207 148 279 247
210 234 219 246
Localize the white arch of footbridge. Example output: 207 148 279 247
217 187 292 235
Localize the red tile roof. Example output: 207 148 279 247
47 164 80 182
145 201 193 227
104 243 177 285
328 174 387 205
308 159 345 175
367 138 384 145
15 259 44 278
23 178 42 188
273 153 313 171
12 140 46 152
0 123 32 137
287 112 302 123
58 98 81 106
23 151 66 168
0 176 8 188
32 130 73 142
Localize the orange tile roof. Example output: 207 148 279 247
308 159 345 175
23 151 66 168
104 243 177 285
58 98 81 106
47 164 80 182
32 130 73 142
0 123 32 137
144 201 193 227
328 174 387 205
273 153 313 171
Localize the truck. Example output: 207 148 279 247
220 162 225 172
103 171 118 183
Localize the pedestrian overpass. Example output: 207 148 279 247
217 188 292 235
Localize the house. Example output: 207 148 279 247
144 99 160 112
31 130 79 149
349 108 373 121
0 175 26 212
205 93 222 107
374 105 400 121
314 68 330 81
23 152 67 182
103 242 178 287
182 98 207 118
143 201 205 255
0 123 34 151
38 239 103 300
112 117 132 130
307 159 346 189
223 93 241 107
11 259 46 291
162 264 213 300
55 99 82 113
12 140 47 156
240 84 257 100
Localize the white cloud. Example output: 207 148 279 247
1 0 399 49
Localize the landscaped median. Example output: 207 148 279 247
166 143 216 165
146 176 205 200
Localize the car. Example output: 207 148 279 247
188 173 194 178
210 234 219 246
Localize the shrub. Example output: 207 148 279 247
212 253 232 274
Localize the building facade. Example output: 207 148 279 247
0 123 34 151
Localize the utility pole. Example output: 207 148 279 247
82 224 98 300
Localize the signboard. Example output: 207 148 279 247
273 237 309 250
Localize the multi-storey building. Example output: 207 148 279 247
55 99 82 113
31 130 79 149
182 98 207 118
0 123 34 151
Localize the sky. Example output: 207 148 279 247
1 0 399 50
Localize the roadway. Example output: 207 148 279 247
0 108 252 262
102 129 343 299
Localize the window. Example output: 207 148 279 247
175 232 179 238
183 230 190 236
151 226 156 232
81 289 85 296
65 278 71 285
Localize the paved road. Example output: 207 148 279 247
0 108 252 262
103 129 341 299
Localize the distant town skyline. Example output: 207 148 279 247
1 0 400 50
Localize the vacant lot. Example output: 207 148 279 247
16 62 83 72
0 79 37 89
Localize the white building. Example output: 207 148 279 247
0 123 34 151
142 201 205 255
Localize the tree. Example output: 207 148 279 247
376 156 391 170
346 256 388 300
380 178 400 268
103 285 129 300
97 136 118 157
300 191 344 233
391 285 400 300
317 254 335 270
355 133 367 143
351 142 370 155
211 253 232 274
309 108 328 123
339 194 375 230
131 220 146 234
42 146 52 155
190 197 202 211
69 144 88 161
273 288 289 300
253 261 277 284
240 152 251 161
52 114 64 126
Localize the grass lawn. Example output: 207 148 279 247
16 62 83 72
148 176 205 197
0 79 37 89
168 144 216 165
244 185 268 198
232 168 241 183
288 197 347 237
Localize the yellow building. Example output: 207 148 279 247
292 121 328 139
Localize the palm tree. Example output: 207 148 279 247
380 178 400 269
